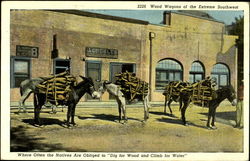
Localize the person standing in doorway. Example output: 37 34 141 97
235 80 244 129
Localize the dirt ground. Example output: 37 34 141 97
10 101 243 152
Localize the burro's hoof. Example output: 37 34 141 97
206 126 217 130
34 123 44 127
211 126 217 130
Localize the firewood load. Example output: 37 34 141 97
35 71 77 105
189 77 217 106
163 81 190 101
179 77 217 107
115 71 149 101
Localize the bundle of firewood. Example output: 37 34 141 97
163 77 217 106
36 71 77 104
163 81 190 97
115 71 149 101
190 77 217 106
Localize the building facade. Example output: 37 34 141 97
10 10 238 103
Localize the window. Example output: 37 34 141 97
11 57 31 88
110 62 135 99
155 59 183 90
189 61 205 83
110 63 135 83
86 61 101 82
211 63 230 88
54 59 70 74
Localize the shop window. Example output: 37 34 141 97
11 57 31 88
54 59 70 74
211 63 230 89
155 59 183 90
189 61 205 83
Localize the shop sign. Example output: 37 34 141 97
16 45 39 58
85 47 118 59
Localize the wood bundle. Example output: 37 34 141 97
36 71 77 105
163 81 190 101
190 78 216 106
115 71 149 101
163 77 217 106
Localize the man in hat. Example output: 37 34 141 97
235 80 244 128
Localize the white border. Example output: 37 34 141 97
1 1 249 161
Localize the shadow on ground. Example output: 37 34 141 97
22 118 66 127
78 113 142 122
157 117 209 129
149 111 178 118
10 125 87 152
200 111 236 121
199 111 235 126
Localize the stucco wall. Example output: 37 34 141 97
10 10 147 102
146 13 237 101
10 10 237 103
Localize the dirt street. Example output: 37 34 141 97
10 102 243 152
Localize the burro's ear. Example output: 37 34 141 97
79 75 85 80
103 80 112 84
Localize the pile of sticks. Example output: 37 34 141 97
163 81 190 98
189 77 217 106
36 71 77 105
115 71 149 101
163 77 217 106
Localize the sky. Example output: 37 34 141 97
85 10 244 25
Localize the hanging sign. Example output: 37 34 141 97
16 45 39 58
85 47 118 59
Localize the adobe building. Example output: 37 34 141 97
10 10 238 104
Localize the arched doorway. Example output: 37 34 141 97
155 59 183 90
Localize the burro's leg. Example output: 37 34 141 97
120 96 127 123
206 106 213 128
164 96 167 114
34 94 42 126
168 99 173 115
116 97 122 123
211 107 217 129
143 95 150 122
19 89 32 113
70 104 77 126
66 104 73 127
181 103 188 126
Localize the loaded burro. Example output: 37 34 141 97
19 70 236 129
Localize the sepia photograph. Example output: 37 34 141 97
1 1 249 160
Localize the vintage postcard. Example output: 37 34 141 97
1 1 249 160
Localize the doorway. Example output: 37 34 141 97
86 60 101 100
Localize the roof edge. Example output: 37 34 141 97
164 11 225 24
48 10 149 25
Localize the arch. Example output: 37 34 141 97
189 61 205 83
155 58 183 90
211 63 230 88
